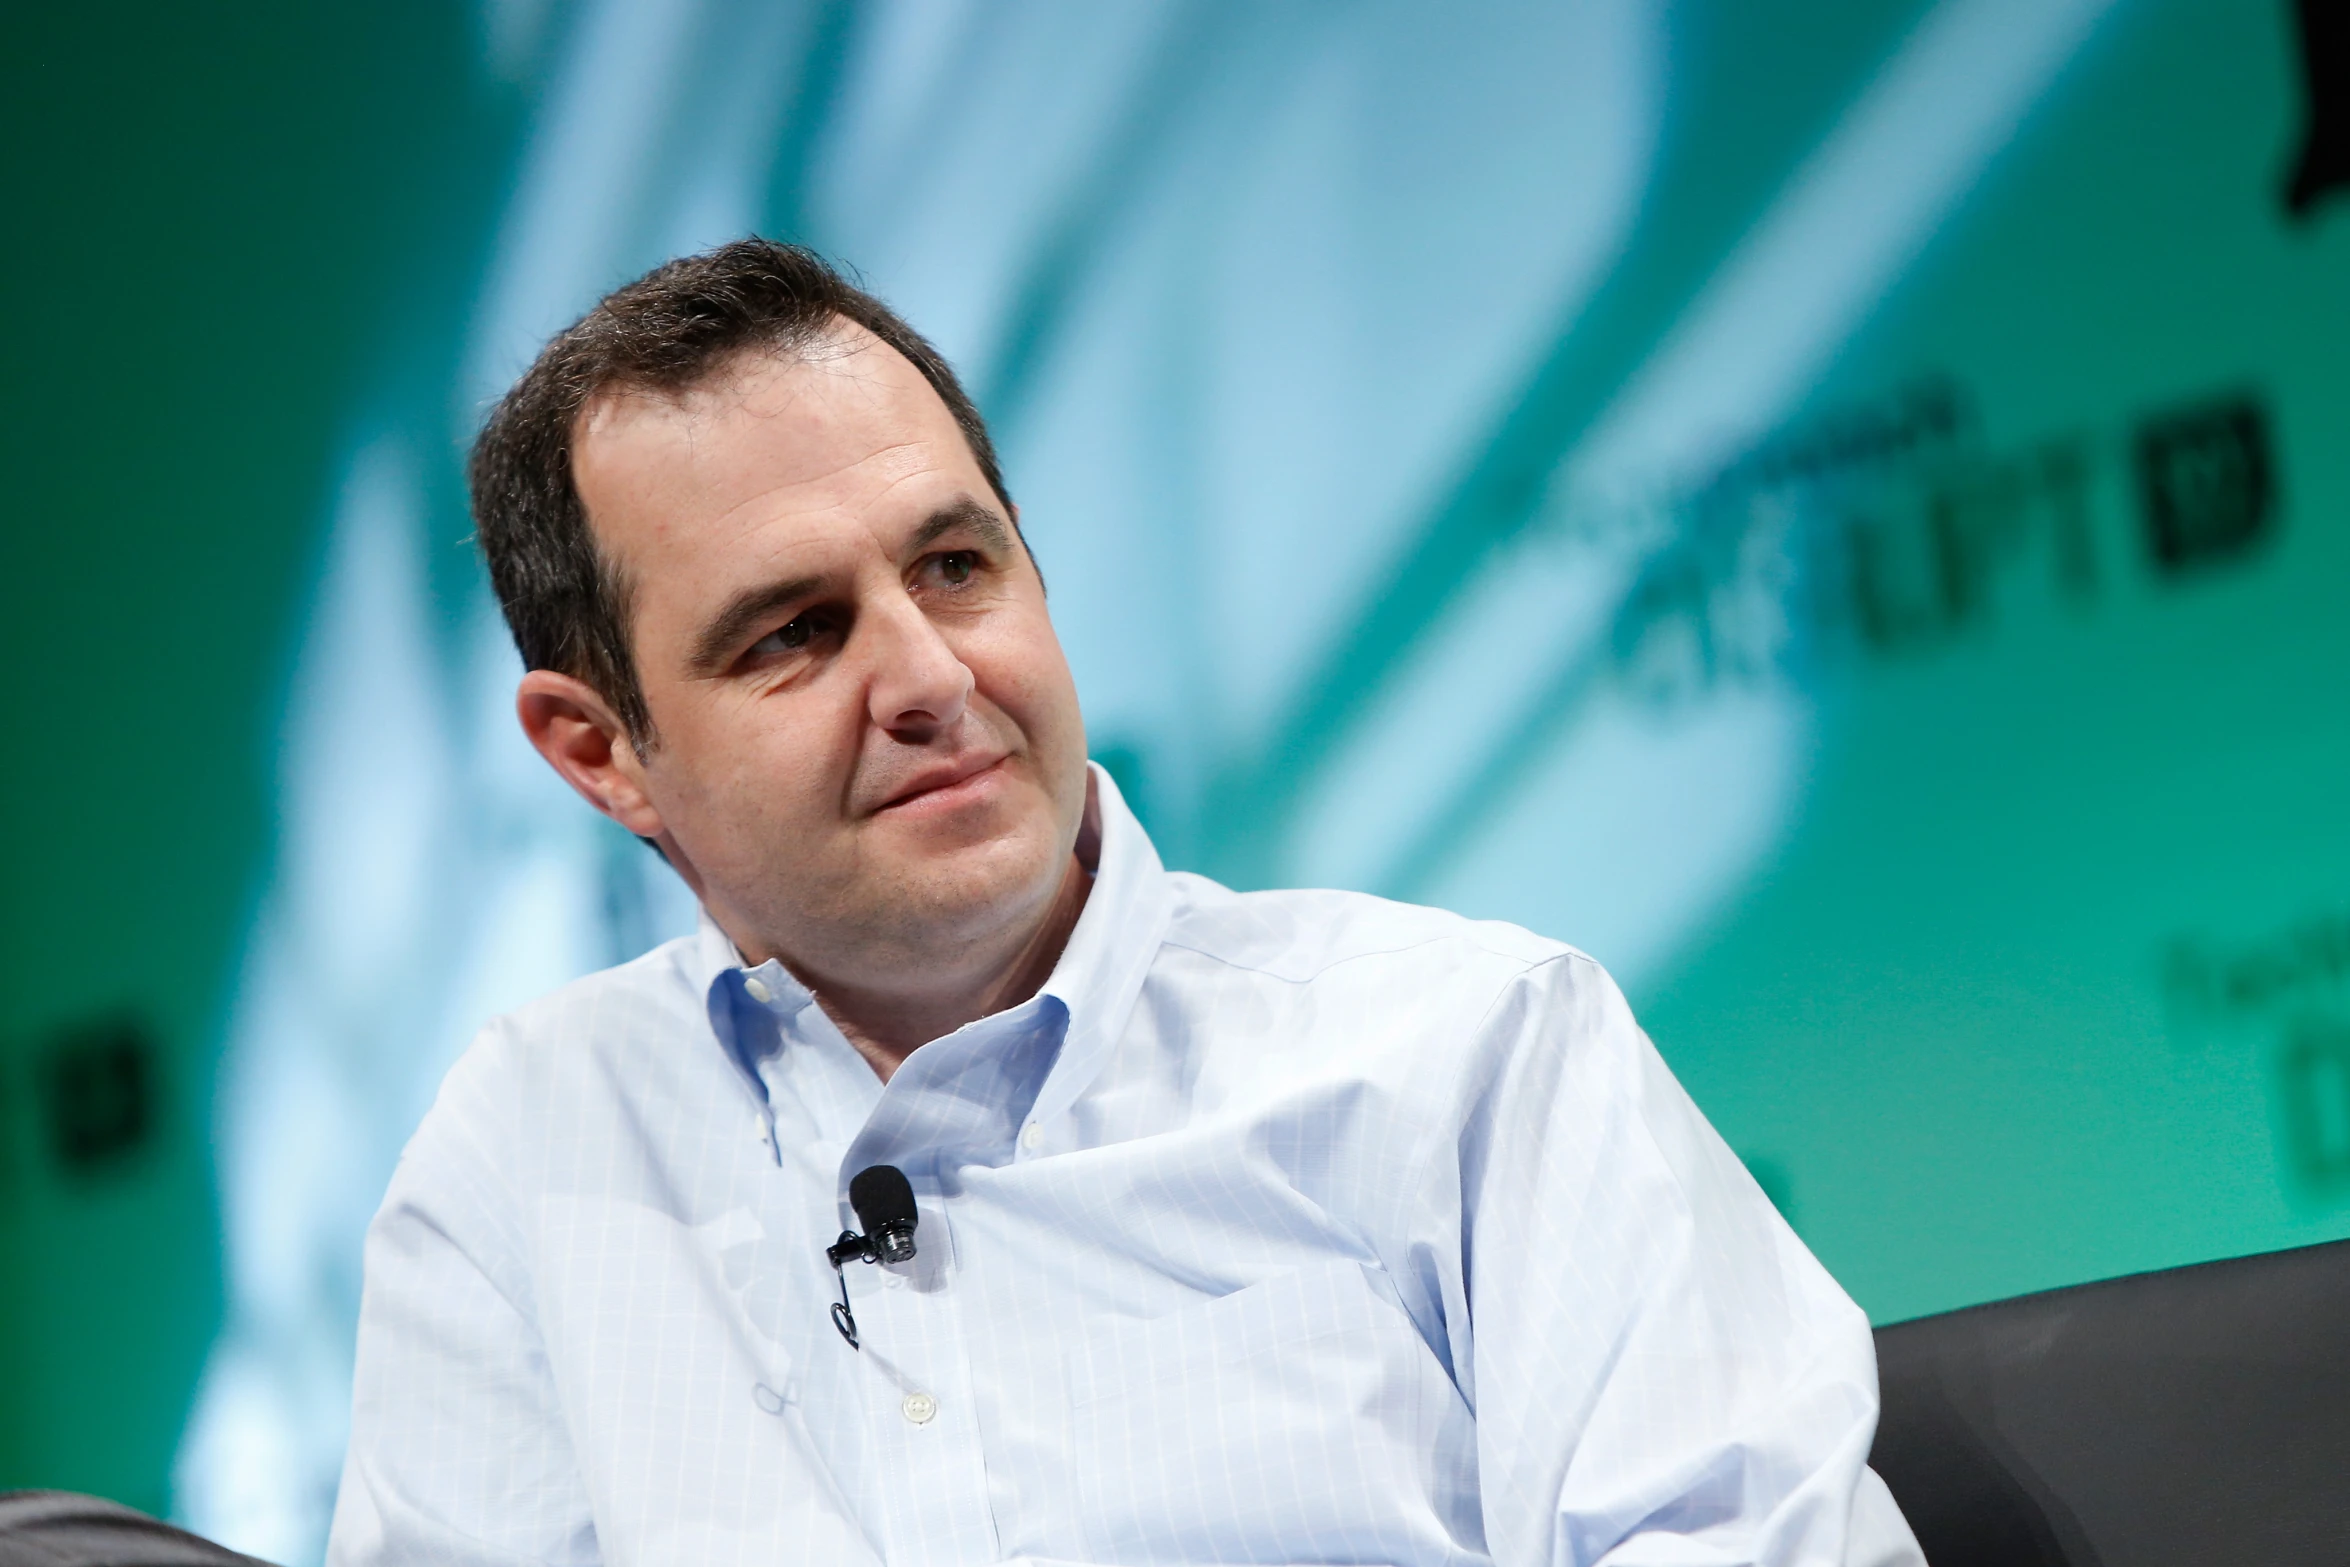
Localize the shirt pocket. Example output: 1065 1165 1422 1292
1057 1259 1482 1566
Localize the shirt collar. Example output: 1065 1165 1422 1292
1026 761 1171 1124
695 761 1172 1112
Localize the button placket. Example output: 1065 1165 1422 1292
854 1201 1000 1562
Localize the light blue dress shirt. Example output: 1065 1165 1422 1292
328 768 1922 1567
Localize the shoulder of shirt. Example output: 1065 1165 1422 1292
443 931 712 1097
385 936 717 1219
1157 871 1601 988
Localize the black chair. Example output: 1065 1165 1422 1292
1871 1236 2350 1567
0 1493 270 1567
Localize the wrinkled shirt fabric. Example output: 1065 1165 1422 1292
328 767 1923 1567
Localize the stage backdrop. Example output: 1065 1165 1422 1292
3 1 2346 1560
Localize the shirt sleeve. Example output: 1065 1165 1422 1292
1428 953 1926 1567
326 1027 601 1567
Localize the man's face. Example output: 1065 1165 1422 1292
568 325 1088 977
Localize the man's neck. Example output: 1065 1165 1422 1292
811 851 1093 1082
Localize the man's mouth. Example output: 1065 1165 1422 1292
873 753 1010 815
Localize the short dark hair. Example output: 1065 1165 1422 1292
469 238 1012 746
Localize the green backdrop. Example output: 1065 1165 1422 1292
0 0 494 1514
1642 0 2350 1320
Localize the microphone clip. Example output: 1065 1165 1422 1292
824 1165 920 1351
826 1232 867 1349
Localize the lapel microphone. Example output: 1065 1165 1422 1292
824 1164 919 1349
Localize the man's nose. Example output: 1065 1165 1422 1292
864 594 973 739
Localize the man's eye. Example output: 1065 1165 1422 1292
754 612 823 655
937 551 977 585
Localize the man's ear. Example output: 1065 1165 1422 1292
516 670 666 838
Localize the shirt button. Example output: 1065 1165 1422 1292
1020 1122 1043 1152
743 976 773 1004
901 1391 938 1425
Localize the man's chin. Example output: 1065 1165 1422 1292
860 819 1068 929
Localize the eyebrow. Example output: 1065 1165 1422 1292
907 497 1013 557
681 499 1016 676
685 573 827 676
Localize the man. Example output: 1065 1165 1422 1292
327 239 1923 1567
